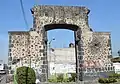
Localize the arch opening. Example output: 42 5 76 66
43 24 82 82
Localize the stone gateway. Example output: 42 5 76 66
8 5 113 82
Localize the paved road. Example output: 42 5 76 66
0 74 6 84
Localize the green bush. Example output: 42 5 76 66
48 73 70 83
98 78 117 83
48 74 64 83
63 73 68 82
48 73 77 83
48 78 57 83
70 73 76 82
98 78 106 83
16 66 36 84
48 74 57 82
68 77 73 82
109 73 120 79
109 78 117 83
57 74 64 82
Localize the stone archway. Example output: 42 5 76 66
31 5 90 82
7 5 113 83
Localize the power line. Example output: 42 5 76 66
19 0 29 29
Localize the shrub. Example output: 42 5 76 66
70 73 77 82
109 78 117 83
98 78 106 83
48 74 64 83
109 73 120 79
15 66 36 84
48 73 77 83
63 73 69 82
48 74 57 82
68 77 73 82
57 74 64 82
98 78 117 83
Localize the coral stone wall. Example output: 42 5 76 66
83 32 112 68
8 5 113 82
8 32 29 70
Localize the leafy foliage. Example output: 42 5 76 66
16 66 36 84
98 78 117 83
109 73 120 79
70 73 76 82
57 74 64 82
48 74 57 82
63 73 69 82
98 73 120 83
48 73 76 83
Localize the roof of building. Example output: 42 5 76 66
111 57 120 63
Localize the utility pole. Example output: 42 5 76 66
48 38 55 62
48 38 55 78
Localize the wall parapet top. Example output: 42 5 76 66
93 32 111 35
8 31 29 34
31 5 90 16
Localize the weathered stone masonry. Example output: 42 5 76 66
8 5 112 82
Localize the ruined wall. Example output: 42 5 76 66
83 32 112 68
8 5 113 82
8 31 45 73
8 32 29 70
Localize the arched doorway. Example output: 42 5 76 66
31 5 90 82
44 24 83 82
